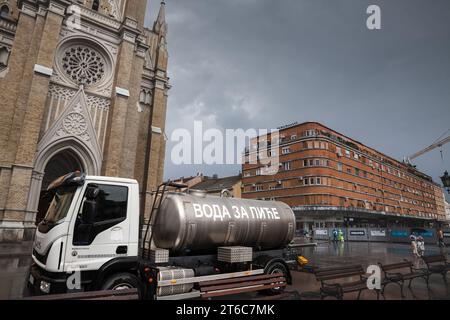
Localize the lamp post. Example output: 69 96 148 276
441 171 450 194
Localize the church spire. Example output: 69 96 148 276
154 1 167 36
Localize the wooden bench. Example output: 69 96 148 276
422 255 450 285
23 289 139 300
198 273 287 299
313 265 375 300
378 260 428 297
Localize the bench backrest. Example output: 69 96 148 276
199 273 287 298
422 255 446 265
315 265 365 281
379 261 412 272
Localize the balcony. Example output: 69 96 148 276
0 17 17 35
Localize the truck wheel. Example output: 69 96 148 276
101 273 141 295
264 262 288 295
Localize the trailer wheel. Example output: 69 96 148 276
264 262 288 295
101 273 142 296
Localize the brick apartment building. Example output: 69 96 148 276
242 122 447 232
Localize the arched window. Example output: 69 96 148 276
92 0 100 11
0 47 9 67
0 5 10 18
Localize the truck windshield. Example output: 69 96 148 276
43 186 77 225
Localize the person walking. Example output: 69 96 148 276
416 236 425 257
437 228 445 248
332 228 338 242
410 235 419 258
338 229 344 242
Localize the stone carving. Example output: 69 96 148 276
62 45 105 86
56 103 90 141
63 112 86 135
53 36 116 97
87 94 110 111
36 88 104 199
139 89 152 105
48 83 77 100
107 0 122 21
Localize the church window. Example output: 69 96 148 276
92 0 100 11
0 47 9 68
0 5 9 18
62 45 105 86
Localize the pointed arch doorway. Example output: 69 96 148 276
28 138 101 226
35 149 85 224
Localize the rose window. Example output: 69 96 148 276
62 46 105 86
63 113 87 136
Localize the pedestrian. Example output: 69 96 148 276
410 235 418 257
416 236 425 257
338 229 344 242
304 229 311 241
332 228 338 242
437 228 445 248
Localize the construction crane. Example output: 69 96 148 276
407 129 450 162
405 129 450 193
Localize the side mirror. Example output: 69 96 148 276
86 186 100 200
82 199 97 224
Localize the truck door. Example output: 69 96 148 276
65 183 131 272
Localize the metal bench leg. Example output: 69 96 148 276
408 279 413 288
443 273 448 283
381 284 386 297
421 276 428 287
356 290 362 300
400 282 405 298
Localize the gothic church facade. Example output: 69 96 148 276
0 0 169 242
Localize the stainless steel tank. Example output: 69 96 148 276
153 191 296 255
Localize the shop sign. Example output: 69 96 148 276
315 229 328 236
370 230 386 237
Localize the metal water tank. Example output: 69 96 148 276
153 192 296 255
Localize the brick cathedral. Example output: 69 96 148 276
0 0 169 242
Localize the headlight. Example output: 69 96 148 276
40 281 51 294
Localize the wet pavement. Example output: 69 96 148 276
288 242 450 300
0 241 448 300
0 255 31 300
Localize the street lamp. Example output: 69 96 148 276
441 171 450 194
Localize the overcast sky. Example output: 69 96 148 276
145 0 450 192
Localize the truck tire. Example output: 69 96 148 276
101 273 142 296
264 262 288 295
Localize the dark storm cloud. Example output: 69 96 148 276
145 0 450 190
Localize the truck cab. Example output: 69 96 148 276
29 172 141 295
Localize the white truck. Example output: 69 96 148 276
28 172 303 299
